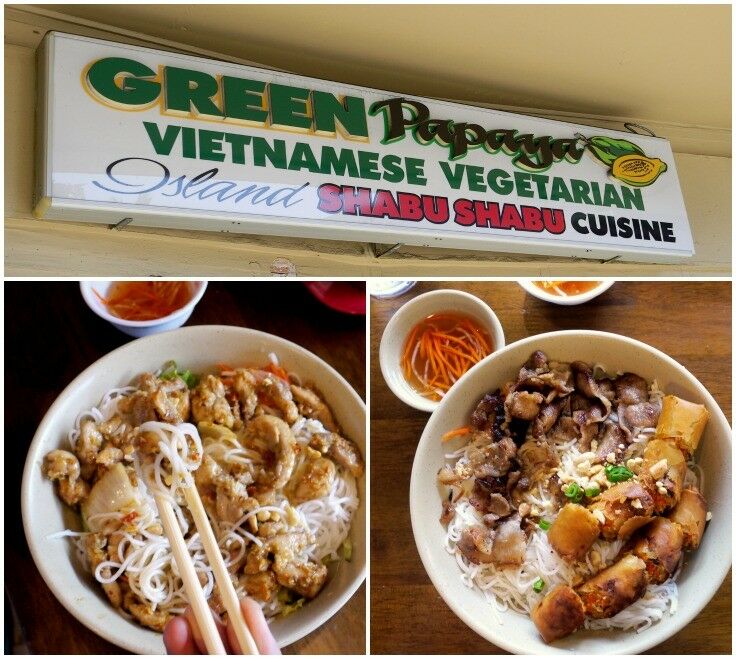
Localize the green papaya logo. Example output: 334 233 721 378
580 135 667 187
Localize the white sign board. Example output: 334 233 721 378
36 32 694 261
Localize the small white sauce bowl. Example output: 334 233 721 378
80 281 207 337
379 289 505 413
519 279 614 306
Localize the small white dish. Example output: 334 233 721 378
519 279 614 305
410 330 731 654
21 325 366 653
80 281 207 337
379 289 505 413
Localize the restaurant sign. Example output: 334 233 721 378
36 32 694 261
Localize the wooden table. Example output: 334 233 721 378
5 281 366 655
370 281 731 654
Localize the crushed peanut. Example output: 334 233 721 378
577 460 592 475
626 457 643 472
706 511 712 521
606 452 616 464
631 498 643 509
648 458 669 480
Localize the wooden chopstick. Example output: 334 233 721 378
183 485 261 655
154 494 227 655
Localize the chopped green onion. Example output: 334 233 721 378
605 464 634 483
538 519 551 531
533 578 545 593
584 485 601 498
563 482 583 503
159 361 199 388
159 360 178 380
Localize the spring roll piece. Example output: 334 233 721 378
668 487 708 549
576 554 648 619
631 517 684 584
548 504 601 562
531 585 585 643
588 478 655 540
642 438 687 512
655 396 709 455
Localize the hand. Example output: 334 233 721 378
164 597 281 655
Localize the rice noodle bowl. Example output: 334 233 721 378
48 366 360 625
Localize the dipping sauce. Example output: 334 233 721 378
401 312 493 401
532 280 602 297
96 281 194 320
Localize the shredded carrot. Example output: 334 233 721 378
401 312 494 402
97 281 194 321
442 426 471 442
264 362 290 382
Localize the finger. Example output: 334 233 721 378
184 605 229 654
163 616 199 655
227 598 281 655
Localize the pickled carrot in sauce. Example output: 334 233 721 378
401 312 493 401
97 281 194 320
533 281 602 296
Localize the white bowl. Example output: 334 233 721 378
379 290 505 413
519 279 614 305
410 330 731 654
21 325 366 654
80 281 207 337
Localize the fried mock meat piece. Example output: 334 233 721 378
531 585 586 643
515 351 574 397
269 532 328 599
512 438 558 499
614 372 661 436
43 449 89 506
285 446 336 504
593 420 627 463
83 532 123 609
242 414 297 491
570 361 613 416
191 374 236 428
531 398 566 439
194 454 258 524
290 384 339 432
471 391 505 440
571 395 608 452
456 515 526 567
139 373 191 424
309 431 364 478
249 370 299 424
547 503 601 562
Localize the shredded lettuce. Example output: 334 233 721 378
342 538 353 562
281 598 305 617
